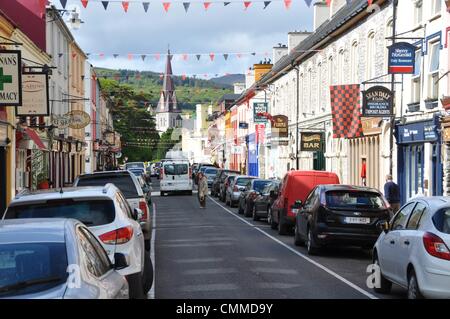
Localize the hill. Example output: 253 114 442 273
210 74 245 86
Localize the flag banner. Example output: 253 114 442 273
60 0 68 8
330 84 363 139
81 0 88 8
263 1 271 8
223 53 228 60
142 1 150 12
99 53 105 58
203 2 211 10
163 2 171 12
155 53 160 60
224 2 231 5
113 54 119 58
122 1 129 12
209 53 215 61
284 0 292 9
304 0 313 6
196 54 201 60
368 0 373 5
182 54 188 61
101 1 109 9
244 1 252 9
183 2 190 12
141 54 146 61
326 0 331 6
127 53 133 60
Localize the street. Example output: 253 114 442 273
151 181 406 299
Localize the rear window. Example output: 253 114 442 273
325 191 386 209
205 168 218 175
5 199 116 226
253 180 272 192
125 163 144 169
76 175 139 198
164 164 188 175
0 242 68 297
236 178 253 186
433 208 450 234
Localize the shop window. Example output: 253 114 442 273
431 0 441 16
428 41 440 100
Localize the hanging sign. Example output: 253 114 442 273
52 114 71 129
17 72 49 116
0 50 22 106
300 132 324 152
253 102 268 123
388 42 417 74
67 110 91 129
271 115 288 138
239 122 248 129
362 86 394 117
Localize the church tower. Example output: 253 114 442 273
156 50 181 134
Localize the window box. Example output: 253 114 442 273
407 102 420 113
424 99 439 109
441 96 450 110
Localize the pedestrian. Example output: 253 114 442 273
197 172 208 209
361 158 367 186
384 174 401 218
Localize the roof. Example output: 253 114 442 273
217 94 241 104
0 219 74 244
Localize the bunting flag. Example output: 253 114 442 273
263 1 271 8
122 1 130 12
183 2 191 12
58 53 63 58
101 1 109 10
325 0 331 6
181 74 187 80
142 2 150 12
182 54 188 61
162 2 171 12
72 53 77 58
154 53 160 60
283 0 291 9
367 0 373 4
244 1 252 9
251 52 256 56
196 54 201 61
209 53 215 61
304 0 313 6
330 84 363 139
203 2 211 10
223 53 228 60
113 54 119 58
223 2 231 5
159 74 164 80
127 53 133 60
141 54 146 61
99 53 105 58
81 0 88 8
60 0 67 8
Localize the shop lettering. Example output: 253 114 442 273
303 142 320 149
0 56 17 65
0 91 18 100
366 91 390 100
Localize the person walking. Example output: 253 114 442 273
361 158 367 186
197 172 208 209
384 174 401 217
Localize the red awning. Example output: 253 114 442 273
24 128 46 150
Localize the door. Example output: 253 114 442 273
379 202 416 283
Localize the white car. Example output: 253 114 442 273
3 185 153 299
160 159 193 196
373 197 450 299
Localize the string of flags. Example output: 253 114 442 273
94 71 251 81
56 0 375 12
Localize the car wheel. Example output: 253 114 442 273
277 215 289 235
127 273 146 299
252 206 260 221
143 251 153 294
407 269 423 299
244 202 252 217
306 227 320 255
268 208 277 229
144 239 151 252
294 224 304 246
372 253 392 294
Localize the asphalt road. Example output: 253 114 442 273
150 180 406 299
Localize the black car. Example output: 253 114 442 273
252 180 280 221
294 185 391 255
238 179 273 217
212 169 240 198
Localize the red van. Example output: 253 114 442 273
268 170 340 235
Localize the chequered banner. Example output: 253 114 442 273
330 84 363 139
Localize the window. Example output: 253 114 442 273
366 32 376 80
307 68 312 114
414 0 422 25
428 41 440 100
77 227 110 277
411 50 422 103
325 190 386 209
392 202 416 230
76 175 139 198
303 187 319 209
317 63 322 111
79 227 111 272
116 192 133 219
337 49 345 84
406 202 427 230
385 20 393 69
431 0 441 16
350 42 359 83
432 208 450 234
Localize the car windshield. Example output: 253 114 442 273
262 182 276 194
76 175 139 198
433 208 450 234
227 176 236 183
204 168 218 175
5 199 116 226
0 242 68 297
325 191 386 209
125 163 144 169
164 164 188 175
236 178 253 186
253 180 272 192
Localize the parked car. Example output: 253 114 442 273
125 162 145 171
204 167 219 188
238 179 274 217
3 185 152 299
160 159 193 196
194 163 216 184
294 185 390 255
220 174 239 202
0 219 129 299
225 176 257 207
269 170 340 235
373 196 450 299
73 170 152 251
212 169 240 198
252 181 281 221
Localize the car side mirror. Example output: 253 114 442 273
114 253 129 270
293 200 302 208
133 208 143 221
377 221 390 233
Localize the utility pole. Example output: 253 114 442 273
389 0 398 177
293 64 300 170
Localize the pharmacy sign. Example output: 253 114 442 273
0 50 22 106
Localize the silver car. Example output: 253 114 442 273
0 219 129 299
225 176 257 207
373 197 450 299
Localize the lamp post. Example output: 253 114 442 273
389 0 398 177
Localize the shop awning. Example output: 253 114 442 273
24 128 46 150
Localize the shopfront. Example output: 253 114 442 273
396 117 443 204
0 121 9 213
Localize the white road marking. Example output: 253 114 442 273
257 282 303 289
252 267 298 275
183 268 237 275
161 237 235 243
208 196 378 300
244 257 278 262
179 283 238 292
147 202 156 299
159 242 233 248
175 257 224 263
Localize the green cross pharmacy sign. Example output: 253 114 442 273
0 50 22 107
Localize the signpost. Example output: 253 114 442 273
388 42 417 74
17 72 49 116
0 50 22 106
362 86 394 117
253 102 268 123
300 132 324 152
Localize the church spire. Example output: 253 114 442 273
157 48 179 113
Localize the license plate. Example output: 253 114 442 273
344 217 371 224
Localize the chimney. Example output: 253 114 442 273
314 1 330 32
287 31 312 55
253 62 273 82
272 44 288 64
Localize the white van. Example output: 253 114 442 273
160 159 193 196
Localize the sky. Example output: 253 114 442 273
49 0 314 77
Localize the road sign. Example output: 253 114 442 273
0 50 22 106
